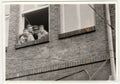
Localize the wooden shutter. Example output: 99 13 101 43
61 5 79 33
79 4 95 29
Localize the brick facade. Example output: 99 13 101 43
6 4 115 80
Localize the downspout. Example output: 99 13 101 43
105 4 116 80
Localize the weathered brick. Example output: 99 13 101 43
6 4 115 80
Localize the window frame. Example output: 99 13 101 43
19 4 49 34
15 4 50 49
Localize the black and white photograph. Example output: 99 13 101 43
3 2 116 81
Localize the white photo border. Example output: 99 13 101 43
1 0 119 84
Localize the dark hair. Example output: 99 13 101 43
19 33 28 39
33 25 39 30
23 28 29 32
39 25 44 27
27 24 32 28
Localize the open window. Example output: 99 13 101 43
24 7 49 31
16 5 49 49
59 4 96 39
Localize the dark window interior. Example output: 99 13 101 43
24 7 49 32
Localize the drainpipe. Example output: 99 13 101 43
105 4 116 80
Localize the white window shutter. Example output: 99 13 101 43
62 5 79 33
79 4 95 29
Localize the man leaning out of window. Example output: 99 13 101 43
18 24 35 44
38 25 48 39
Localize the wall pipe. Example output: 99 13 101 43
105 4 116 80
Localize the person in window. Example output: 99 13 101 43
24 28 35 42
18 31 28 45
33 25 39 40
18 34 27 44
27 24 34 34
38 25 48 39
18 29 34 44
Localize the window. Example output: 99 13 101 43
16 5 49 49
59 4 96 39
23 7 49 32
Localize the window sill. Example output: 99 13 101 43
58 26 96 39
15 35 49 49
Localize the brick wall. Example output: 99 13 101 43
6 4 112 80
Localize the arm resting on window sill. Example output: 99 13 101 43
15 34 49 49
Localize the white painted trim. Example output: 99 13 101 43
60 4 65 33
22 16 25 29
48 5 50 40
22 5 49 15
77 5 81 29
88 4 96 27
60 4 81 33
5 16 9 47
34 5 38 8
19 5 24 34
92 5 96 27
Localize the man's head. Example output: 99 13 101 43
27 24 32 28
23 29 29 35
33 25 39 34
27 24 33 33
39 25 45 32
